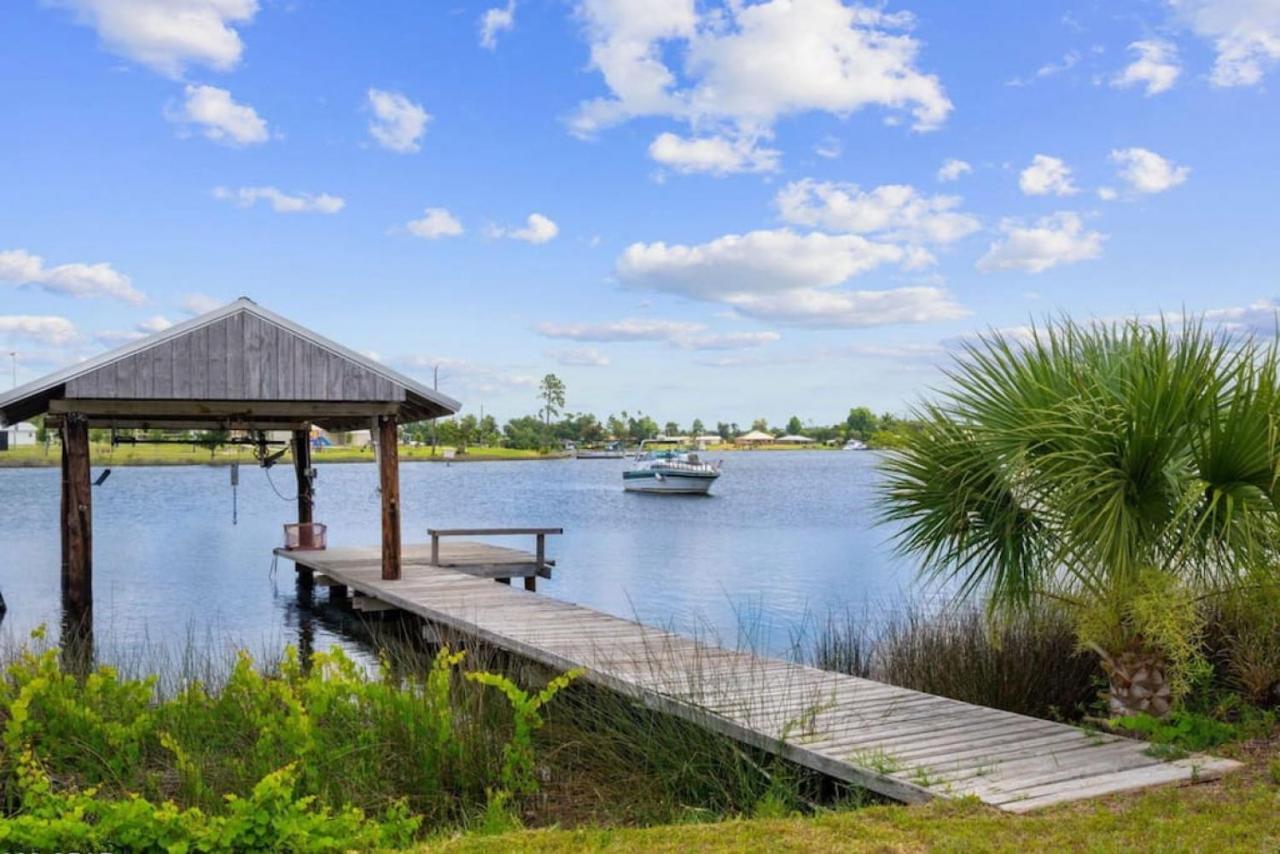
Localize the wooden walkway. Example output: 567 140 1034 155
276 547 1238 813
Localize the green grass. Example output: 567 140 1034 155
0 443 553 467
427 769 1280 852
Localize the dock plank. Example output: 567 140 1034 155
275 545 1239 813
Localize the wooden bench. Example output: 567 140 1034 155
427 527 563 589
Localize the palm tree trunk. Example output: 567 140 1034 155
1100 650 1173 718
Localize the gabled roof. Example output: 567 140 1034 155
0 297 461 428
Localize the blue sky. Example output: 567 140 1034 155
2 0 1278 425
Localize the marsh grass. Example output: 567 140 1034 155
799 604 1102 721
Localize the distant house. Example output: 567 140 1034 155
776 434 817 445
734 429 775 446
693 433 723 449
0 421 37 451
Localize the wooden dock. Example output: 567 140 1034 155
276 545 1239 813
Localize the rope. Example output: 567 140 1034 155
263 465 298 502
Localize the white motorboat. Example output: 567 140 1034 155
842 439 868 451
623 444 721 494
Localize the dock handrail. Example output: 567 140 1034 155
427 527 563 571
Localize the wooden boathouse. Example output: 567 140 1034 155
0 297 460 635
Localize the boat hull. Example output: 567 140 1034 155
623 470 718 494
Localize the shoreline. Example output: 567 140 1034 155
0 444 878 469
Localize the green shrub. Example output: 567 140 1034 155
1109 710 1239 752
0 752 416 853
0 632 576 848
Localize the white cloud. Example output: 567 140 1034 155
0 315 79 346
977 212 1105 274
614 228 965 327
936 158 972 182
95 315 172 346
536 317 780 350
181 293 222 315
1112 39 1181 95
1168 0 1280 86
406 208 464 239
170 84 268 146
490 213 559 244
538 318 702 342
571 0 951 171
137 315 173 333
1202 299 1280 334
775 180 980 245
212 186 345 214
723 286 967 328
480 1 516 50
0 248 144 304
618 229 907 300
648 132 779 175
1007 50 1081 86
1110 147 1190 194
366 88 429 153
547 347 610 367
814 135 842 159
1019 154 1078 196
46 0 258 77
397 354 537 396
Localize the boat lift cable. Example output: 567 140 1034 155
262 465 297 503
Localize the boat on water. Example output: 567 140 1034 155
623 443 721 495
577 440 627 459
842 439 868 451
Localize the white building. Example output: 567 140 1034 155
0 421 38 451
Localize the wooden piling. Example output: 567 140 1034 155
59 413 93 636
293 427 313 525
378 415 401 580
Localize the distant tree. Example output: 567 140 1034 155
503 416 544 450
628 414 659 442
845 406 879 440
606 413 627 441
478 414 499 446
456 414 478 452
435 418 460 447
750 418 769 432
691 418 705 436
539 374 566 427
663 421 680 437
196 428 230 459
538 373 567 449
785 415 804 435
716 421 737 440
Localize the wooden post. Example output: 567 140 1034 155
527 533 545 592
293 428 313 525
60 414 93 639
292 428 315 583
379 415 401 580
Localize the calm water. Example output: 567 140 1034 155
0 451 923 660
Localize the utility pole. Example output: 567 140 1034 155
431 364 439 455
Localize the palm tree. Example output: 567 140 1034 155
880 319 1280 717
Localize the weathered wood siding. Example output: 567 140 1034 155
66 313 405 401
